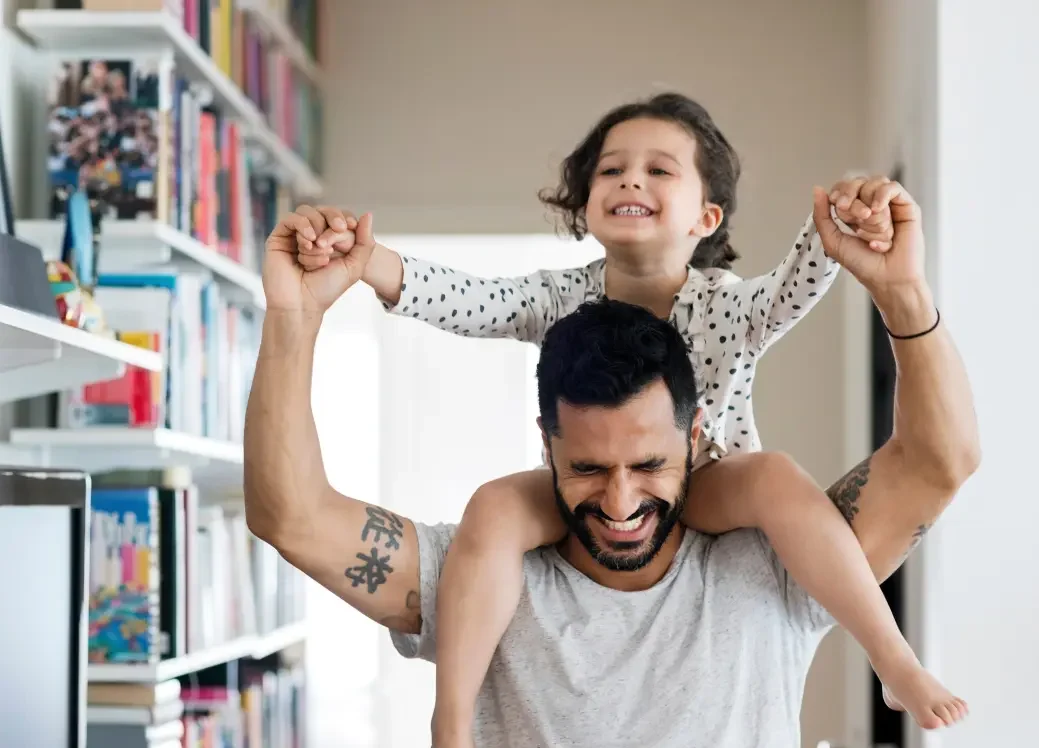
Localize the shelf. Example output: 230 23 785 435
15 8 323 198
88 622 308 682
15 219 266 308
238 0 321 85
0 303 162 405
1 427 242 477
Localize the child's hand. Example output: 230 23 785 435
828 176 895 252
284 205 360 272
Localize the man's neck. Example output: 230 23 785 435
557 528 685 592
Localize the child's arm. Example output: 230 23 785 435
434 469 562 743
375 247 576 343
740 212 842 356
290 206 580 344
739 185 893 356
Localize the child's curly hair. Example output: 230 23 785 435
539 92 741 270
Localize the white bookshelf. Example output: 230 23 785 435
238 0 321 85
88 622 308 683
15 8 323 198
0 303 161 405
1 426 242 472
15 219 266 308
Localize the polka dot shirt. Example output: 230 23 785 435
383 213 839 460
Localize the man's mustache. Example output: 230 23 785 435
575 499 665 523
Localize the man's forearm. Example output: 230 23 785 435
876 282 982 489
824 281 981 581
243 311 328 544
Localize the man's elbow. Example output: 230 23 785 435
948 437 983 488
907 435 982 494
243 469 297 550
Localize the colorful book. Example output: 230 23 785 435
88 487 161 664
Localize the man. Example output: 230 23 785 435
243 177 980 746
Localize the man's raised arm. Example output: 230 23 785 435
816 179 982 582
243 209 423 634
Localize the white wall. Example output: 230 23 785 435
924 1 1038 745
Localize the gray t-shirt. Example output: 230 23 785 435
391 523 835 747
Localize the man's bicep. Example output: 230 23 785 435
274 488 427 634
827 441 947 583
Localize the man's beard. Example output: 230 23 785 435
551 446 692 572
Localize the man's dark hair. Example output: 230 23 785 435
536 299 700 436
538 91 742 270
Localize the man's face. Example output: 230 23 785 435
544 380 699 571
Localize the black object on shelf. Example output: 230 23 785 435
0 105 58 319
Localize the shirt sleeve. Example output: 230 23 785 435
742 213 841 356
388 521 457 663
382 256 581 345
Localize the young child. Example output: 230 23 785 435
291 92 965 739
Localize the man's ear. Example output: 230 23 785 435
691 202 723 239
538 417 553 465
689 408 704 458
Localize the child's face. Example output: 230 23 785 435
586 117 721 258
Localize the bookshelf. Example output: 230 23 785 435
0 2 320 744
87 622 308 683
237 0 321 85
1 426 242 472
16 219 265 308
15 8 323 198
0 301 162 404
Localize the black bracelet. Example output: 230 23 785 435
884 307 941 340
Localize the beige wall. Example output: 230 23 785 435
322 0 870 744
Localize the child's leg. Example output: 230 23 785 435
432 468 563 747
685 451 967 730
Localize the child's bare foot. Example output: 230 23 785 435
874 653 969 729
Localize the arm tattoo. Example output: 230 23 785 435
908 523 930 553
362 506 405 550
896 524 931 565
826 456 872 525
379 589 422 632
345 506 406 594
345 547 394 593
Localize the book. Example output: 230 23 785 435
88 487 161 664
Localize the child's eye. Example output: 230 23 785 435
649 168 670 176
599 167 622 176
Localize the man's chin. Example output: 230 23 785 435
591 544 658 572
581 518 666 572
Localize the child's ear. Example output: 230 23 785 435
691 202 724 239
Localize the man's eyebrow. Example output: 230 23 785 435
632 456 667 470
569 456 669 472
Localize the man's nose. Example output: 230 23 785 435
599 470 642 520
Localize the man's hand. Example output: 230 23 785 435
829 175 896 253
814 176 930 326
262 206 374 312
